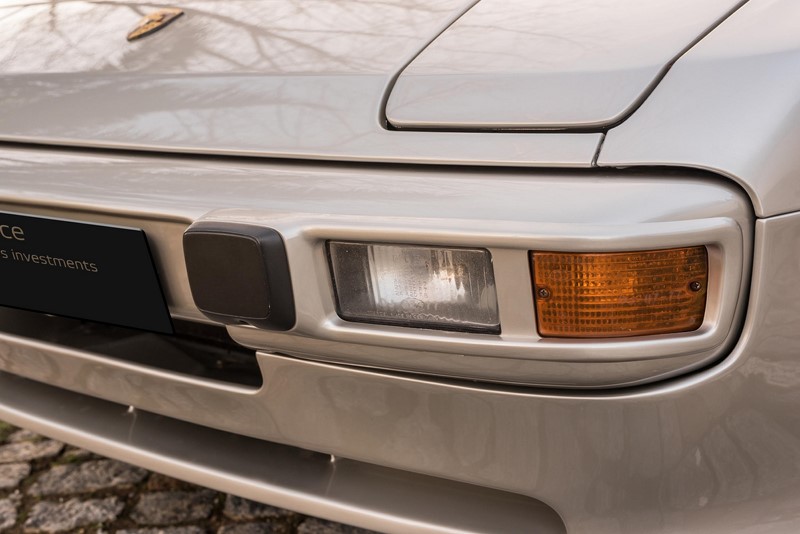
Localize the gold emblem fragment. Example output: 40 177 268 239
127 8 184 42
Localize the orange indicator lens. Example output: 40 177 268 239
531 247 708 338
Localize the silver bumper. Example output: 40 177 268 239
3 145 799 533
0 369 564 534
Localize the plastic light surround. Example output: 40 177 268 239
328 241 500 334
531 247 708 338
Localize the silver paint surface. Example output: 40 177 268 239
0 1 797 532
0 211 797 533
0 146 752 386
0 0 600 165
0 373 566 534
386 0 743 129
599 0 800 218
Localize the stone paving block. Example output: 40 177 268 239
218 523 287 534
0 440 63 464
61 447 93 461
297 518 378 534
29 459 148 496
23 497 123 533
223 495 294 521
7 430 39 443
131 490 217 525
0 463 31 490
0 497 17 532
118 528 206 534
145 473 204 492
0 423 15 444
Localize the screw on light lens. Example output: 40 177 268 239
537 287 551 299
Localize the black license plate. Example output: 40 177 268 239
0 211 172 333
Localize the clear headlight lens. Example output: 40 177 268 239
328 241 499 333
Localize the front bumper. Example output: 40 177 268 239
0 367 564 534
2 145 798 533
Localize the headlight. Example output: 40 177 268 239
328 241 499 333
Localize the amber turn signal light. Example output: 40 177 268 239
531 247 708 338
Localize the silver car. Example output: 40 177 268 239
0 0 796 532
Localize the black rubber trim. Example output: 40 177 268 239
184 222 295 331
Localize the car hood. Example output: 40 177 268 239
0 0 742 159
386 0 745 130
0 0 477 158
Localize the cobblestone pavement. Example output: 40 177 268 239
0 421 377 534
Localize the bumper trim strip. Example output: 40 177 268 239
0 372 564 534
